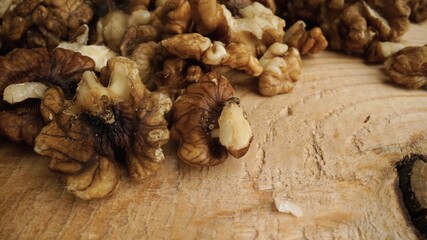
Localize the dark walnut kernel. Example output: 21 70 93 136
396 154 427 237
170 72 253 166
385 45 427 89
0 48 95 145
35 57 172 200
1 0 94 51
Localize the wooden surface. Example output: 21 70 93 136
1 23 427 239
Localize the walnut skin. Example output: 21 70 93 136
385 45 427 89
35 57 172 200
0 48 94 145
171 72 253 166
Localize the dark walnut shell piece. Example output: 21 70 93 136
170 72 253 166
396 154 427 237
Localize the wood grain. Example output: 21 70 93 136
1 22 426 239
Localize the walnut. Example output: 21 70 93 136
219 0 277 15
222 2 285 56
258 43 302 96
95 7 158 53
119 25 160 56
171 72 253 166
158 0 192 34
57 26 117 71
0 48 95 144
408 0 427 22
1 0 94 51
160 33 263 76
283 20 328 56
384 45 427 89
283 0 410 57
129 41 164 89
154 58 203 100
34 57 172 199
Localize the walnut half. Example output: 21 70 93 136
171 72 253 166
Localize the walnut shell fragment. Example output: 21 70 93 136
384 45 427 89
35 57 172 200
171 72 253 166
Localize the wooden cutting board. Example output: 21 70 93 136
1 22 426 239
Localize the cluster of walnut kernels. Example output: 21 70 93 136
0 0 425 200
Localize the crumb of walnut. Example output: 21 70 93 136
170 72 253 166
0 48 94 145
35 57 172 199
283 20 328 56
1 0 94 51
160 33 263 76
384 45 427 89
258 43 302 96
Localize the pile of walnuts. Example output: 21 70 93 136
0 0 425 200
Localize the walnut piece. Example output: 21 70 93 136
384 45 427 89
258 43 302 96
35 57 172 200
171 72 253 166
160 33 263 76
283 20 328 56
